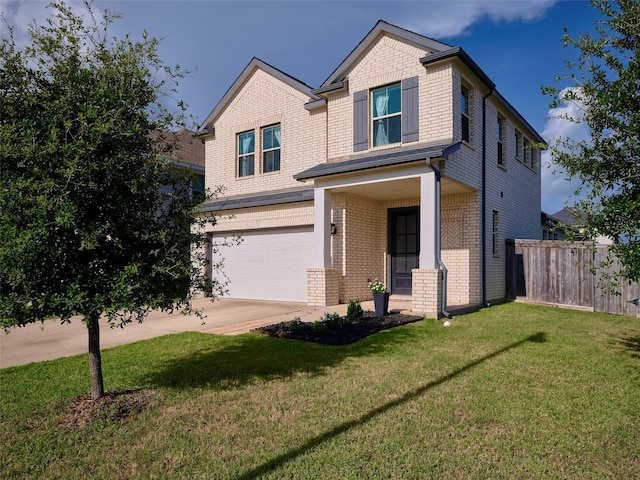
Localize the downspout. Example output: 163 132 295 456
482 89 493 307
426 143 460 319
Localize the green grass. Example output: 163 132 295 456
1 302 639 479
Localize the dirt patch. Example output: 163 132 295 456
59 388 161 429
252 311 424 345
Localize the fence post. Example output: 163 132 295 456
505 239 515 300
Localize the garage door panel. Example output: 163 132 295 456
212 228 313 302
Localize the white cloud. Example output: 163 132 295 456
541 87 591 214
404 0 557 38
0 0 98 46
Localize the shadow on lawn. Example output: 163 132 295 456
142 321 420 390
236 331 547 480
619 334 640 359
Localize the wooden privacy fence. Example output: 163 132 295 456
506 239 640 317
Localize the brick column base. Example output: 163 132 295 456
307 268 339 307
411 269 443 319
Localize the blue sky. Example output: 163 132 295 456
1 0 602 214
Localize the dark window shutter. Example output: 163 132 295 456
402 76 419 143
353 89 368 152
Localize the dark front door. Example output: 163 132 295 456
389 207 419 295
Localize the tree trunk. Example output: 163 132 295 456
87 313 105 400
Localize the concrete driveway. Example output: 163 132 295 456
0 297 413 368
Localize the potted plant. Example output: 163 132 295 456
368 279 389 317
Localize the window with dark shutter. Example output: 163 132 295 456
402 76 419 143
353 90 368 152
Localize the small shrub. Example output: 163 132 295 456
320 312 343 330
289 317 303 330
347 299 363 323
312 320 326 333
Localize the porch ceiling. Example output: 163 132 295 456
332 176 474 202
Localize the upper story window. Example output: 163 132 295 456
514 130 522 163
497 115 504 167
237 130 255 177
523 138 531 169
372 83 401 147
461 84 470 143
353 77 418 152
262 124 281 173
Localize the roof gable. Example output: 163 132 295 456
196 57 320 136
317 20 451 92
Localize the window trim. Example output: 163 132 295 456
371 82 402 147
261 124 281 173
237 130 255 178
514 130 522 163
523 138 532 169
492 210 499 257
497 114 505 167
461 84 470 143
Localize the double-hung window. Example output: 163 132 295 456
523 138 531 169
497 115 504 167
461 85 470 143
238 131 255 177
372 83 401 147
514 131 522 163
492 210 499 256
262 124 281 173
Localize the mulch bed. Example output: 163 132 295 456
59 388 162 428
252 311 424 345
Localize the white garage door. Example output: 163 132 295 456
212 227 313 302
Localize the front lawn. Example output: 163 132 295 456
1 302 639 479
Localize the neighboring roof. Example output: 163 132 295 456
317 20 451 92
200 188 314 212
294 143 455 181
541 211 560 227
196 58 321 136
552 207 587 227
152 128 205 170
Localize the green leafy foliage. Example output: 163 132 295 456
346 299 363 323
311 312 343 332
543 0 640 281
368 279 387 294
321 312 343 330
288 317 303 331
312 320 327 333
0 1 227 398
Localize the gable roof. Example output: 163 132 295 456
316 20 452 93
420 46 545 144
197 20 544 147
196 57 321 136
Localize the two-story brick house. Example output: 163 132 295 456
196 21 544 318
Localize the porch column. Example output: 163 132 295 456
412 171 443 318
308 186 338 306
419 171 438 269
313 186 332 267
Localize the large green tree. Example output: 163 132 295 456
0 1 223 399
543 0 640 281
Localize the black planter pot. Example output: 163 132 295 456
373 292 389 317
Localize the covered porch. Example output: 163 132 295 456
294 144 479 318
